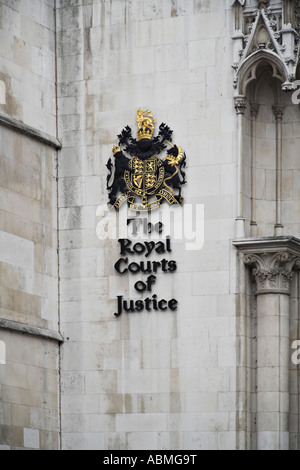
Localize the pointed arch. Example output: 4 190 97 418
237 50 288 96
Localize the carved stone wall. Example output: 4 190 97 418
234 237 300 449
232 1 300 239
232 0 300 450
0 0 61 450
232 0 300 93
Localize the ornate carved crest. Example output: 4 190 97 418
106 109 186 211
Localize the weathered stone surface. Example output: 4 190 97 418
1 0 300 451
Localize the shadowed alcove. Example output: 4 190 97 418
240 59 300 239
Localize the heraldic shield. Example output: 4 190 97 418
106 109 187 212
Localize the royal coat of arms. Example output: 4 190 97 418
106 109 186 211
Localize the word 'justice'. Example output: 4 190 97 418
113 220 178 317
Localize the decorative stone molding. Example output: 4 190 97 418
272 105 285 120
0 318 64 343
232 1 246 31
250 102 260 117
0 111 62 150
233 236 300 294
258 0 269 8
244 252 296 294
232 0 300 94
250 103 259 231
234 94 247 114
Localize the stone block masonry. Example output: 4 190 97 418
0 0 61 450
57 0 237 451
1 0 299 451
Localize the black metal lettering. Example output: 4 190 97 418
118 238 134 255
114 257 128 274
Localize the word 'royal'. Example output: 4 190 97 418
118 237 172 257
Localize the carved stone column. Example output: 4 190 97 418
273 106 285 236
234 95 247 238
250 103 259 236
233 237 300 450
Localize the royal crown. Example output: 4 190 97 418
136 108 155 140
112 145 121 155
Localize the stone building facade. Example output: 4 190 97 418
0 0 300 450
